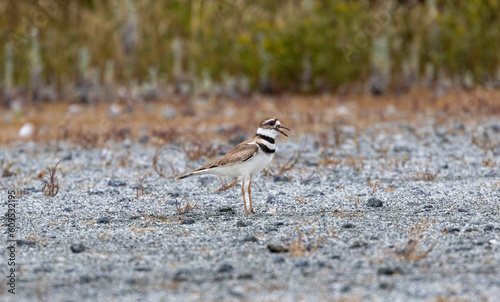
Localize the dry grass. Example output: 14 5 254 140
129 223 157 234
150 128 179 143
288 237 308 258
413 169 439 181
294 196 310 205
287 226 323 258
1 161 15 177
394 239 436 262
216 177 239 192
369 180 381 194
407 219 432 239
97 233 112 241
41 159 61 198
182 141 222 161
265 149 302 176
136 171 150 200
345 156 365 172
152 147 178 179
482 158 497 168
346 195 361 206
141 215 171 226
288 227 308 258
472 133 499 155
329 227 339 238
175 198 198 214
318 154 342 167
331 210 364 218
1 89 499 147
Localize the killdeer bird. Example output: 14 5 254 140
176 117 291 214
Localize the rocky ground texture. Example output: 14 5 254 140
1 116 499 301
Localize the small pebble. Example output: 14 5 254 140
229 286 245 298
70 243 85 253
236 220 248 227
108 179 126 187
267 244 289 253
17 239 36 246
237 273 253 280
173 269 191 282
181 218 196 225
273 175 290 182
377 267 403 276
484 225 494 232
240 235 258 243
294 259 309 268
349 241 367 249
138 135 149 144
367 197 383 208
217 263 234 273
273 257 286 263
134 266 152 272
97 216 110 224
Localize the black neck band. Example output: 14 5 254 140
257 143 275 154
257 133 275 144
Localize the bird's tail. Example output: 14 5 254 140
176 167 212 180
175 173 193 180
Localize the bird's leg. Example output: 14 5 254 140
248 178 255 214
241 177 250 215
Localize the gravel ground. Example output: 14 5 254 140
1 116 499 301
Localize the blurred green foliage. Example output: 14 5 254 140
1 0 499 94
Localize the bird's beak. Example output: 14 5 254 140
277 125 291 137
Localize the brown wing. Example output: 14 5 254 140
193 139 258 171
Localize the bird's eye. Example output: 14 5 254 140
269 121 276 126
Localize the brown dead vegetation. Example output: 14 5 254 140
175 198 198 214
41 159 61 198
287 226 322 258
394 239 436 262
264 149 302 176
413 169 439 181
182 141 222 161
152 147 178 179
216 177 239 192
136 171 150 200
1 89 499 146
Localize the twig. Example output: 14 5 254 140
175 197 198 214
42 159 62 197
136 171 151 200
372 181 381 194
216 177 239 192
152 147 177 179
265 148 302 176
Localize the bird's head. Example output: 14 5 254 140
257 117 291 138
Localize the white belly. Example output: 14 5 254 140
209 151 274 177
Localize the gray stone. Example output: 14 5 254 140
108 179 126 187
97 216 110 224
217 264 234 273
267 244 289 253
181 218 196 225
367 197 383 207
70 243 85 253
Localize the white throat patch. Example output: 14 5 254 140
257 127 278 138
